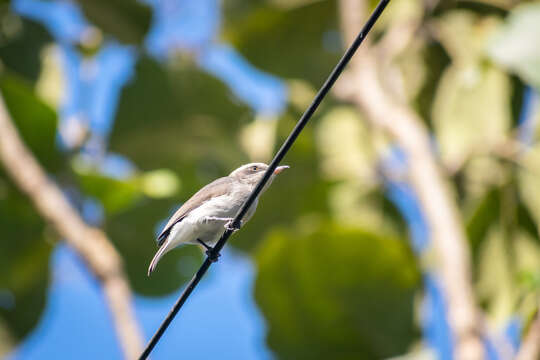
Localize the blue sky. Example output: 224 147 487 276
8 245 272 360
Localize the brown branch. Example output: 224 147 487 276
0 92 143 359
516 311 540 360
336 1 484 358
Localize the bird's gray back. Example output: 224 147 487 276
156 176 236 245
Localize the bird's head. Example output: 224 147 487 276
230 162 289 187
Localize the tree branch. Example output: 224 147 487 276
0 92 143 359
336 1 484 358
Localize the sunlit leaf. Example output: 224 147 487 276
315 106 377 182
518 146 540 233
35 45 64 110
239 114 278 162
476 226 516 324
488 3 540 89
477 225 540 325
432 11 511 170
139 169 180 198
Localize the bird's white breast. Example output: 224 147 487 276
166 190 258 249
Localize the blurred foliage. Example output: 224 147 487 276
0 15 52 83
76 0 151 45
255 222 420 359
3 0 540 358
488 2 540 90
432 10 512 171
72 163 180 216
223 0 342 86
0 72 58 340
0 73 62 170
111 56 251 178
0 176 50 340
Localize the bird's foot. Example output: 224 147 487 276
197 239 221 262
206 248 221 263
224 219 242 231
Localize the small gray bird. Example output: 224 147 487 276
148 162 289 275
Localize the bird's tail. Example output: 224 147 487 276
148 243 169 276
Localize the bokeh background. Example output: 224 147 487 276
1 0 540 359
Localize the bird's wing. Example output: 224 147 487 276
156 176 235 246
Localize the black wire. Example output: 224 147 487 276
138 1 390 358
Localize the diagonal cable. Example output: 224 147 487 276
139 1 390 358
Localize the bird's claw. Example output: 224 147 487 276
206 249 221 262
224 219 241 231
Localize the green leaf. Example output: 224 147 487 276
475 226 516 323
111 56 251 179
74 165 180 215
76 0 151 45
75 172 142 215
465 173 540 261
223 1 341 86
517 200 540 243
255 222 420 359
0 73 61 171
415 42 450 127
315 106 377 182
432 62 511 169
432 11 511 170
466 188 500 259
0 18 53 82
518 145 540 237
0 176 51 341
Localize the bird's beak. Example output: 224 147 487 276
273 165 290 175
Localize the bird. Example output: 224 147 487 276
147 162 289 276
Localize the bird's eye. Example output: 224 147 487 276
251 166 258 171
